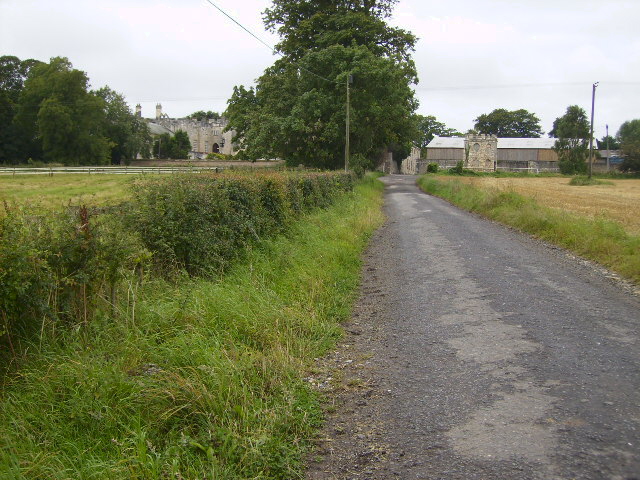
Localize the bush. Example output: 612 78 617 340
0 203 149 362
426 162 439 173
448 160 464 175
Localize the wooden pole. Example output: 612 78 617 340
588 82 598 179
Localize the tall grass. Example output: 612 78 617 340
418 176 640 285
0 175 384 479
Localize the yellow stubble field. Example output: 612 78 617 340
455 177 640 235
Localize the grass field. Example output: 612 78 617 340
0 174 135 208
454 176 640 235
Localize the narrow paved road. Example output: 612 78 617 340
307 175 640 480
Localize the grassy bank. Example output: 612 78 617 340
418 175 640 285
0 176 384 479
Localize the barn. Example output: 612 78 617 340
425 135 559 172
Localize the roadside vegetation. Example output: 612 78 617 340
0 171 384 478
418 175 640 285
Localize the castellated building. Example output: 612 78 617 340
138 103 237 158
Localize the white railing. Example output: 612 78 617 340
0 166 226 176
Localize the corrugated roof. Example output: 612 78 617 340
426 136 557 149
497 138 556 149
428 136 464 148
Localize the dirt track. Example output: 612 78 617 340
306 175 640 480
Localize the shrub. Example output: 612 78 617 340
426 162 439 173
0 203 149 362
449 160 464 175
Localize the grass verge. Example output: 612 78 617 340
417 175 640 285
0 175 384 479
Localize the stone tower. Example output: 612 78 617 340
135 104 142 117
155 103 163 120
464 134 497 171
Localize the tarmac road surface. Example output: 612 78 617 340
307 175 640 480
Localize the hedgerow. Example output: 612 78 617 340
0 171 354 364
129 171 354 276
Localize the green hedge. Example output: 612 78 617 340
129 171 354 276
0 171 354 364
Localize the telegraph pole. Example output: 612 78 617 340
606 124 610 172
345 74 352 172
588 81 598 179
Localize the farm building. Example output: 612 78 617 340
425 134 559 172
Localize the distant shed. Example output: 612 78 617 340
425 135 559 172
425 136 465 164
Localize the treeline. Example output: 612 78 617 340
0 56 152 165
0 171 354 363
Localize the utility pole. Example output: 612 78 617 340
606 124 610 172
588 81 598 179
345 74 352 172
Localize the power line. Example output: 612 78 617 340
203 0 276 53
417 81 640 92
203 0 339 85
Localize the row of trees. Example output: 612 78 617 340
0 55 152 165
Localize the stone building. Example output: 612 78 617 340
140 104 237 158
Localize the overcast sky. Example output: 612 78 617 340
1 0 639 139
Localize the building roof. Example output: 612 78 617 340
497 137 556 149
147 122 173 135
427 136 557 150
428 136 465 148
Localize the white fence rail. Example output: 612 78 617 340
0 166 226 176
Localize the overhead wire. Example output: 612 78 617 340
203 0 339 85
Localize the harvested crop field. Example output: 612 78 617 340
455 177 640 235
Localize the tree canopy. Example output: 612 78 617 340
226 0 418 169
617 119 640 172
415 114 461 150
187 110 220 121
597 134 620 151
153 130 191 159
96 87 152 164
473 108 543 138
550 105 590 174
0 56 43 163
1 55 151 165
549 105 589 140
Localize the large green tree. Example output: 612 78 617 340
226 0 418 169
95 87 152 164
473 108 543 138
0 56 43 163
617 119 640 172
14 57 111 165
152 130 191 159
549 105 590 174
